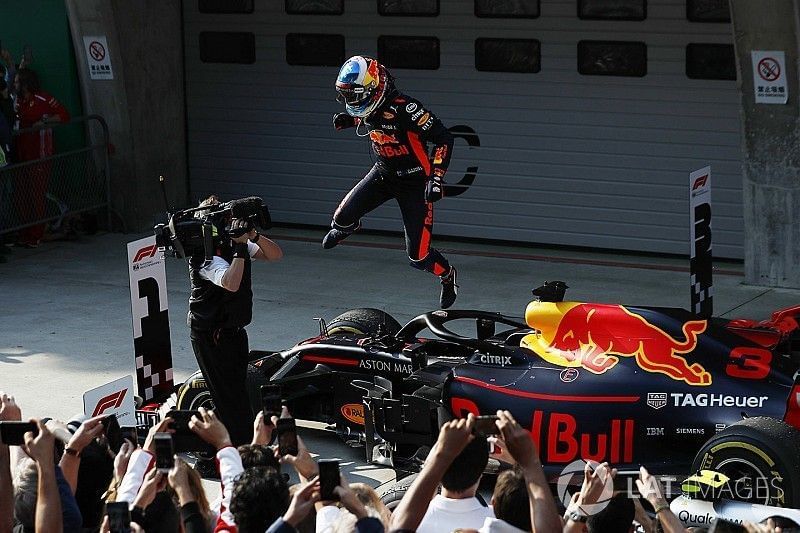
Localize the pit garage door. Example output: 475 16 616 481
183 0 743 258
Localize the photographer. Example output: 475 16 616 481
188 195 282 447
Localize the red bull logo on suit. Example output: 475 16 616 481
521 301 711 386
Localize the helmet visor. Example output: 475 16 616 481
336 84 370 106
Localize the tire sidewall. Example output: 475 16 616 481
692 426 800 507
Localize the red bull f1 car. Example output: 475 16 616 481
176 281 800 506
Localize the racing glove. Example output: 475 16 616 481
228 218 251 238
333 113 357 131
424 177 444 203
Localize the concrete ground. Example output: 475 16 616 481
2 228 800 490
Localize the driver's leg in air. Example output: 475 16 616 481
395 180 458 309
323 165 392 249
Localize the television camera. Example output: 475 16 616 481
154 196 272 263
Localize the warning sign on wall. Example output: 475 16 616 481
751 51 787 104
83 36 114 80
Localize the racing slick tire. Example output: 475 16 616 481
327 308 401 336
379 473 419 511
691 417 800 507
176 370 215 412
379 473 489 511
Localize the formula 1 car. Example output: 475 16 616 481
175 281 800 506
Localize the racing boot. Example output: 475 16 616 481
322 228 351 249
439 266 458 309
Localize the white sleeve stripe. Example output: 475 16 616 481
199 256 230 287
247 241 259 258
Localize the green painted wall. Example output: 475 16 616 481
0 0 84 150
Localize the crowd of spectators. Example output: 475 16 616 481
0 391 795 533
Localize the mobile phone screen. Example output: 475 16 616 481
106 501 131 533
260 385 282 420
0 421 37 446
165 410 213 454
103 414 123 453
473 415 500 435
318 459 340 501
166 410 200 433
276 418 298 456
154 433 174 472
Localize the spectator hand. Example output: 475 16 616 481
252 410 274 446
333 112 356 130
133 467 166 509
277 435 318 479
432 414 475 463
496 410 539 470
283 476 320 528
572 461 616 515
635 466 666 508
114 439 135 481
143 417 174 455
167 457 195 505
189 407 232 450
333 473 368 520
0 392 21 421
424 178 444 203
66 415 106 454
22 419 54 466
488 436 515 466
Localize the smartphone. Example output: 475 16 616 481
119 426 138 447
154 433 174 473
166 409 200 433
165 409 212 454
318 459 340 501
261 384 282 421
473 415 500 435
0 421 37 445
276 418 298 456
106 501 131 533
103 414 123 453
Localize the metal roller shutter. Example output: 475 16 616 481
183 0 743 258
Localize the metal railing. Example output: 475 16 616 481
0 114 111 235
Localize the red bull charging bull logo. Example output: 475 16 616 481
369 130 398 145
521 301 711 386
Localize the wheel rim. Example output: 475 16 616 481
715 457 774 505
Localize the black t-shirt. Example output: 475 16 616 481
187 244 253 330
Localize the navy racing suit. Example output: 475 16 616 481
331 92 454 276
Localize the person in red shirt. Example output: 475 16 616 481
13 68 70 247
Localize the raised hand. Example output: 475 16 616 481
189 407 232 450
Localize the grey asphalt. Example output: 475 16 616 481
1 228 799 489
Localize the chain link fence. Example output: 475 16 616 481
0 115 110 236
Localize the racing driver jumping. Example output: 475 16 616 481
324 55 459 309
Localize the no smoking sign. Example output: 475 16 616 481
83 35 114 80
751 50 787 104
757 57 780 81
89 41 106 62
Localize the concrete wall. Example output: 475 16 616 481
65 0 188 232
731 0 800 288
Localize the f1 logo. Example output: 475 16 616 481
133 245 157 263
692 174 708 191
92 389 127 416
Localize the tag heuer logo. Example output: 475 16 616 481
647 393 667 410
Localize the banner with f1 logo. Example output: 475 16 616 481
83 375 136 426
689 166 712 318
127 236 174 402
